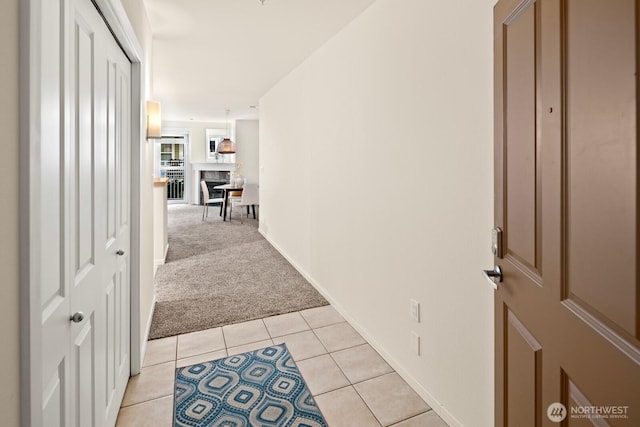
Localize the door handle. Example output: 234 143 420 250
481 265 502 290
116 250 125 256
70 312 84 323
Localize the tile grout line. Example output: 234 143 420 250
175 330 226 362
309 325 331 355
325 347 352 389
325 341 376 384
263 312 316 340
312 383 353 399
315 345 405 420
270 329 329 364
303 363 400 400
173 335 178 366
123 359 177 408
222 319 271 350
140 336 179 369
121 390 175 409
120 394 175 410
314 337 369 355
263 317 275 340
220 325 229 352
348 372 433 427
348 371 397 388
259 318 271 342
351 380 385 427
311 383 380 426
386 409 434 427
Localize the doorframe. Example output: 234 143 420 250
19 0 144 425
155 128 192 204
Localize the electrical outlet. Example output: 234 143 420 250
411 331 421 356
410 299 420 322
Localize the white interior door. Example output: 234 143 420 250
38 0 132 425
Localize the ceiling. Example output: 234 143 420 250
143 0 377 122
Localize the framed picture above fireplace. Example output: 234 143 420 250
205 128 235 163
208 135 222 156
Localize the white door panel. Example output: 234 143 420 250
103 27 132 427
42 362 65 427
69 2 102 425
39 0 69 425
74 321 96 427
38 0 132 425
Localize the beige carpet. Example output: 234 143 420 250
149 204 328 339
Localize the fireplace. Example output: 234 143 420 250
191 163 236 205
200 170 230 205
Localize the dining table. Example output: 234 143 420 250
213 183 244 221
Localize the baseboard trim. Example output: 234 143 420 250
139 295 156 370
259 230 464 427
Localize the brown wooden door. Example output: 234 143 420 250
494 0 640 425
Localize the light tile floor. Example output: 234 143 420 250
116 305 449 427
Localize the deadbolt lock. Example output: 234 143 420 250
491 227 503 258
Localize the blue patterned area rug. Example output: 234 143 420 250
174 344 328 427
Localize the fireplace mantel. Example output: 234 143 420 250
192 162 236 171
192 162 237 204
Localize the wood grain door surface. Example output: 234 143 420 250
494 0 640 425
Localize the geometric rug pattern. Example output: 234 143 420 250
175 344 328 427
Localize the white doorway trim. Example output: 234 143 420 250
157 127 192 204
19 0 144 425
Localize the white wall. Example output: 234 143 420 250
259 1 495 426
236 120 259 183
120 0 156 363
0 0 20 424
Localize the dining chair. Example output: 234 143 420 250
229 183 259 223
200 180 224 221
224 178 245 218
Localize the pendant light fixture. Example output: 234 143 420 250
217 109 237 154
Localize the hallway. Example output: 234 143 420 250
7 1 497 425
124 200 447 424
